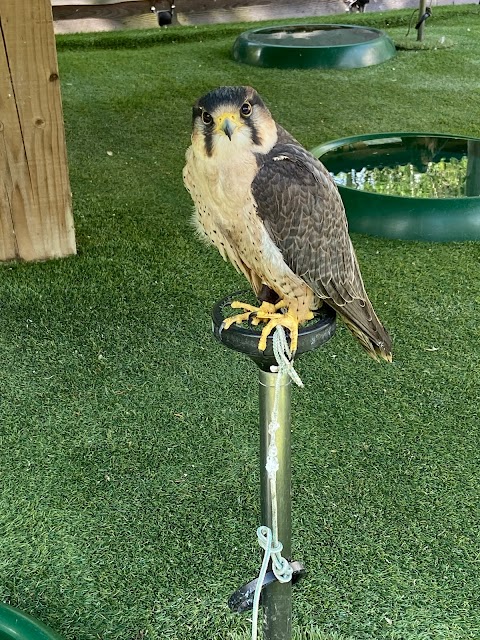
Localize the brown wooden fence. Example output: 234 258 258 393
52 0 470 34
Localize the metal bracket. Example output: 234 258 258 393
229 561 306 614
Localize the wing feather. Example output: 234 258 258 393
253 143 358 301
252 140 392 359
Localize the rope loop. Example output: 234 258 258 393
256 526 293 583
271 550 294 584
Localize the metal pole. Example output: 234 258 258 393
417 0 427 42
259 369 292 640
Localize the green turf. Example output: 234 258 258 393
1 6 480 639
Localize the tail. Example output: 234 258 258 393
342 303 393 362
329 251 393 363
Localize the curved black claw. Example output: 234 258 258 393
247 312 258 329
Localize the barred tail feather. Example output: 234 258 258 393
324 295 393 362
344 316 393 362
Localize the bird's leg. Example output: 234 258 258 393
257 283 281 305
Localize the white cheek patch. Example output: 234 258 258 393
213 126 252 154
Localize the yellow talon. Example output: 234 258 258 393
221 300 281 332
221 301 264 331
230 301 261 312
221 310 255 331
257 312 300 353
250 300 286 326
221 298 313 354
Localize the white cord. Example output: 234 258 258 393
270 326 304 388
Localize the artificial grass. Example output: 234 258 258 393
1 5 479 639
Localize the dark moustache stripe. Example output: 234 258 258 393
244 117 262 146
204 132 213 157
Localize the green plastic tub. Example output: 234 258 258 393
233 24 396 69
312 132 480 241
0 604 63 640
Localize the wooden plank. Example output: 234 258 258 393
52 0 476 33
0 0 76 261
178 2 345 26
53 1 158 32
50 0 324 6
51 0 477 9
0 44 18 261
52 0 145 5
177 0 477 24
52 1 345 33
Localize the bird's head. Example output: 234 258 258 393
191 86 277 158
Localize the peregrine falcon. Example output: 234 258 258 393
183 86 392 361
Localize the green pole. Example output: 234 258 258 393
259 369 292 640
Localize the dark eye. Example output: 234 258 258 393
202 111 213 125
240 102 252 117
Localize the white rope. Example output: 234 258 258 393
270 326 304 389
251 326 302 640
250 526 272 640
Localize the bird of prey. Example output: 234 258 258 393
183 86 392 361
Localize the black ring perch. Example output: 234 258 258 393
212 291 336 371
228 561 306 614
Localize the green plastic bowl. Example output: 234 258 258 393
233 24 396 69
0 604 63 640
311 132 480 242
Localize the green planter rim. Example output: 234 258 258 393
233 23 396 69
0 603 63 640
238 23 389 49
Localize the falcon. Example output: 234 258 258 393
183 86 392 361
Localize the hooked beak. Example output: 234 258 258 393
222 118 235 141
216 113 240 141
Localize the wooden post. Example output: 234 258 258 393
0 0 76 262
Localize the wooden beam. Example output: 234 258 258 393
0 0 75 262
51 0 146 5
53 1 158 32
52 0 476 34
52 1 347 33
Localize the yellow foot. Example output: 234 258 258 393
221 300 286 331
221 299 313 354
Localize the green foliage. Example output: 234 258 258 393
334 156 470 198
1 5 480 640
